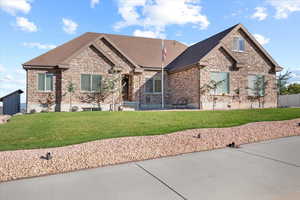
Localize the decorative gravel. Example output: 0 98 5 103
1 119 300 182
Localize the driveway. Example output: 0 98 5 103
1 136 300 200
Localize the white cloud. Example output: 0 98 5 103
0 0 31 15
0 64 5 73
133 29 164 38
115 0 209 37
23 42 57 50
266 0 300 19
0 74 13 81
0 74 25 87
16 17 38 32
62 18 78 34
251 7 268 21
253 33 270 45
91 0 100 8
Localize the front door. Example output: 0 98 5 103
122 75 129 101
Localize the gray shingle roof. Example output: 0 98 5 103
166 24 239 72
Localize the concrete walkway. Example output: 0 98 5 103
1 136 300 200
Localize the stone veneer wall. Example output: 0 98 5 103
168 67 200 109
199 28 277 110
27 68 61 113
166 28 277 110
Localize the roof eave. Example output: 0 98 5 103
22 65 58 69
168 62 201 74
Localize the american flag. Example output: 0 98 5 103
162 40 167 63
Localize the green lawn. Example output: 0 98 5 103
1 108 300 151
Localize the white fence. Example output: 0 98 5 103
278 94 300 107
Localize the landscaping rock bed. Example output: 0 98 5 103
0 115 11 124
0 118 300 182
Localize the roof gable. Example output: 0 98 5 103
166 24 239 72
166 24 282 73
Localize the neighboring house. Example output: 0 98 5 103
0 90 24 115
23 24 282 112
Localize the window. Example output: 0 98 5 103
38 73 53 91
81 74 102 92
248 75 265 96
210 72 230 95
145 77 162 93
233 37 245 52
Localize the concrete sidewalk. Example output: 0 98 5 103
1 136 300 200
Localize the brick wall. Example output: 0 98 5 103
168 67 200 108
166 28 277 110
199 28 277 109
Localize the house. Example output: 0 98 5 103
23 24 283 112
0 90 24 115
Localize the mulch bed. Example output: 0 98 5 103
1 118 300 182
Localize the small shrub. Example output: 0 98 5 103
29 109 36 114
71 106 79 112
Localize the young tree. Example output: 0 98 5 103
200 79 225 110
79 78 111 111
66 81 76 111
277 71 292 95
247 76 268 108
79 66 124 111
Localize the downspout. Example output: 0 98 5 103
197 63 202 110
26 69 28 113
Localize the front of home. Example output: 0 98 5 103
23 24 282 112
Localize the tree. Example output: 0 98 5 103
277 71 292 95
282 83 300 95
200 79 225 110
66 81 76 111
79 66 124 111
79 78 111 111
247 76 268 108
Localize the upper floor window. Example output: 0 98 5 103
248 75 265 96
210 72 230 95
233 37 245 52
145 76 162 93
38 73 53 91
81 74 102 92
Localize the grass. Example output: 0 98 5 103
1 108 300 151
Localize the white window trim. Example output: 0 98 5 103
144 76 162 94
37 73 54 92
247 74 265 96
233 36 245 52
80 74 102 93
210 71 230 95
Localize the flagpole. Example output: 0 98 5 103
161 39 164 109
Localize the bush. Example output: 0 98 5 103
71 106 79 112
29 109 36 114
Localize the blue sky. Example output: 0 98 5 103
0 0 300 103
